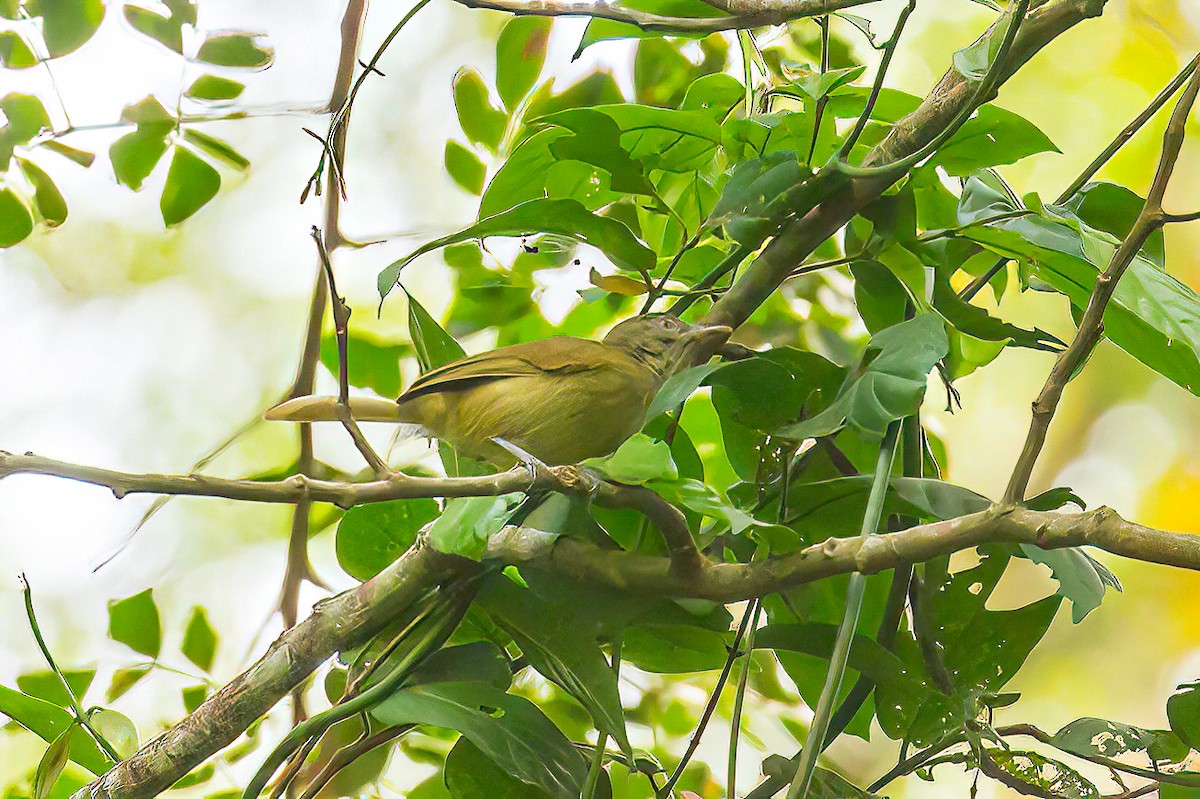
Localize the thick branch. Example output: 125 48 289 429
491 505 1200 601
703 0 1109 329
448 0 878 32
1003 58 1200 503
71 541 469 799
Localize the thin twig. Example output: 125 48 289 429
1003 59 1200 503
728 598 762 798
960 53 1200 301
835 0 917 160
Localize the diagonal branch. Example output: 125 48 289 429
1003 58 1200 503
448 0 880 33
703 0 1110 330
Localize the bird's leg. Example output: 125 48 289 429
491 437 548 483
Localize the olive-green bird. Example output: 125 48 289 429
266 314 732 467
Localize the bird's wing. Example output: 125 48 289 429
400 337 605 400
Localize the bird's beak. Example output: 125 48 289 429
679 323 733 347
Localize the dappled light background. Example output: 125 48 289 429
2 0 1200 796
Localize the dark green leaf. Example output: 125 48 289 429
182 129 248 170
1168 682 1200 749
480 579 630 753
0 685 112 774
123 5 182 52
336 499 439 580
195 31 274 69
1064 181 1165 269
445 736 553 799
16 670 94 708
379 199 654 299
453 67 508 152
0 30 38 68
26 0 105 57
160 145 221 225
17 158 68 227
33 727 71 799
0 186 34 247
404 642 512 689
318 331 411 397
445 140 486 195
540 104 721 173
372 681 587 797
573 0 719 54
543 109 659 198
645 363 725 420
185 75 245 102
621 623 729 673
181 607 218 672
107 589 161 658
777 314 949 441
708 151 813 244
403 288 466 371
496 16 551 111
755 623 913 688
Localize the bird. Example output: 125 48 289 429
265 314 733 468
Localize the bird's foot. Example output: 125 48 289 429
491 438 548 483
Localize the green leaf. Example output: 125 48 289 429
776 314 949 441
952 11 1014 82
17 158 67 227
40 140 96 167
336 499 439 580
0 31 38 68
428 495 520 560
0 93 52 170
1168 682 1200 749
26 0 105 57
928 105 1058 176
89 709 138 758
755 623 913 689
185 75 246 101
986 749 1099 799
1050 717 1159 758
573 0 720 54
621 623 730 673
645 363 725 420
110 130 170 191
160 145 221 225
403 288 466 371
181 607 218 672
182 684 208 714
956 176 1200 396
379 199 654 300
404 642 512 689
107 589 161 658
445 737 554 799
1018 546 1119 623
543 108 659 198
786 65 867 101
0 185 34 247
106 664 152 701
584 433 678 484
123 5 182 52
33 727 72 799
372 681 587 797
540 104 721 173
445 140 486 195
195 31 274 69
708 151 813 244
318 331 411 397
453 67 508 152
1064 181 1164 269
16 670 95 708
182 129 248 170
0 685 112 774
496 16 551 111
480 579 630 754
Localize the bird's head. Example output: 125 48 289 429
603 314 733 376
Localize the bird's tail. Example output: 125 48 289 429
264 395 408 423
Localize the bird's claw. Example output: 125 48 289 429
491 438 547 483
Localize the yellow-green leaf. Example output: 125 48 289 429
160 146 220 226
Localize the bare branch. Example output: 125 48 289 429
1003 58 1200 503
448 0 880 32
